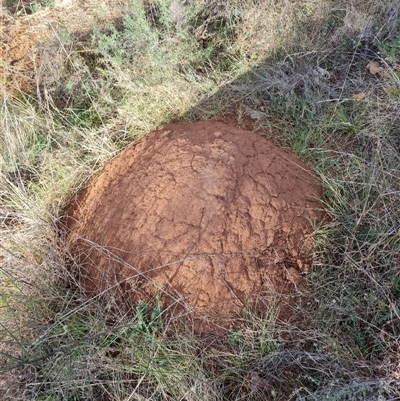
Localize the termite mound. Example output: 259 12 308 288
63 121 324 331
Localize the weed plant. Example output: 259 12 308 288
1 0 400 399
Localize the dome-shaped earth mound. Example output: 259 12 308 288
64 121 324 329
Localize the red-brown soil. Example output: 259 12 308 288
0 1 121 94
63 121 324 330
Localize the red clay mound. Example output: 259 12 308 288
64 121 324 329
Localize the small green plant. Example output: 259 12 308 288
382 34 400 64
130 299 163 335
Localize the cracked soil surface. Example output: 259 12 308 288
64 121 324 330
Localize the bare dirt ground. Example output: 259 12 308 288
63 121 324 332
0 0 121 93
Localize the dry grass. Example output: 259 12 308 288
1 0 400 399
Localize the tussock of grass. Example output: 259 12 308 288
1 0 400 399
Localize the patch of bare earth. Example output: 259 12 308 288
0 0 120 93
